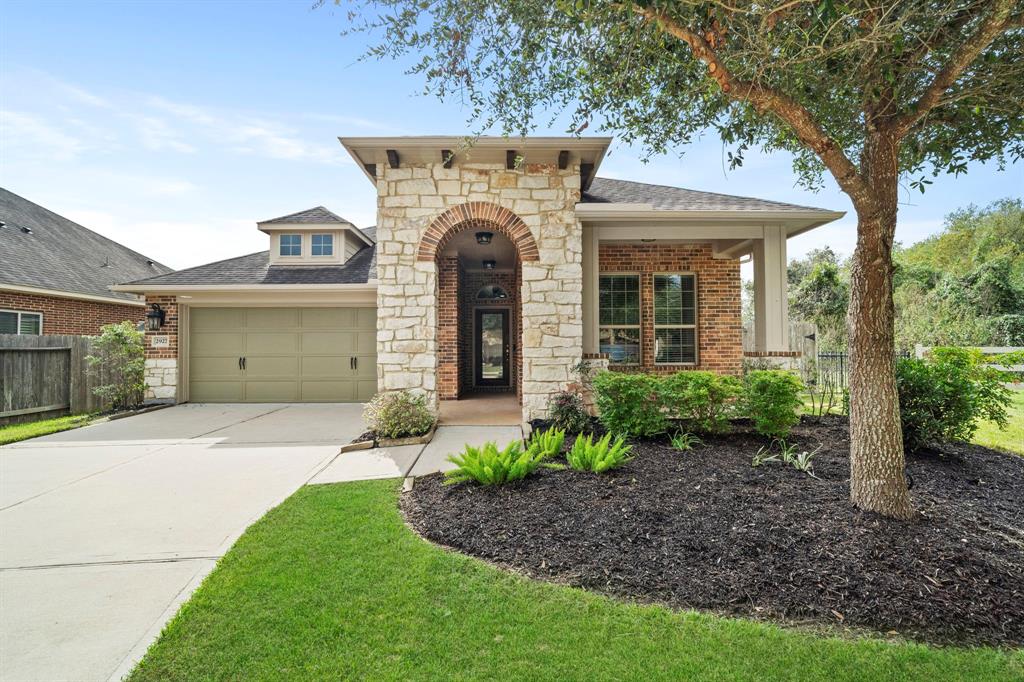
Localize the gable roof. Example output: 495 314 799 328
258 206 355 226
0 187 173 303
119 244 377 288
582 177 835 213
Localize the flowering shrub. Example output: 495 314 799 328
363 390 435 439
547 391 590 433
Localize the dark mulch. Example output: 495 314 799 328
402 416 1024 647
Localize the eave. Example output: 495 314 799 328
339 135 613 189
575 202 846 237
1 283 145 307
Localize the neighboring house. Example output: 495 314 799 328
0 188 172 335
114 136 842 416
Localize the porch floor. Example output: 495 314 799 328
439 393 521 426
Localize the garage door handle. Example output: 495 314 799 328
242 357 247 370
353 357 357 370
238 357 243 371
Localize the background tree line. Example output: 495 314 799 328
777 198 1024 351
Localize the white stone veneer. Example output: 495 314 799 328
375 162 583 420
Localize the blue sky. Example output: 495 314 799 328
2 0 1021 272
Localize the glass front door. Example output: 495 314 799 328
475 308 510 386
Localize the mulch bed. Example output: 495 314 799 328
402 416 1024 647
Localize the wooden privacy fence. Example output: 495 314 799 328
0 335 111 425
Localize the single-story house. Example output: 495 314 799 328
1 187 173 335
114 136 843 416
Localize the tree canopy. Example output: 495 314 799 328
786 199 1024 349
341 0 1023 193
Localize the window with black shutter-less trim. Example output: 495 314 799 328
598 274 640 365
0 310 42 335
653 274 697 364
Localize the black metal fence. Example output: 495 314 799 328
813 351 911 388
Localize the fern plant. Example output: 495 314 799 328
566 433 632 473
528 427 565 459
670 431 703 452
444 440 559 486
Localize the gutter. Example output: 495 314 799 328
1 284 145 307
110 282 379 295
574 203 845 237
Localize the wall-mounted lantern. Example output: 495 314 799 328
475 231 493 245
146 303 166 331
482 259 497 270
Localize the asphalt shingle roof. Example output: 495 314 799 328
582 177 834 213
259 206 357 226
122 245 376 287
0 187 173 302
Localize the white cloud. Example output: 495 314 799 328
135 116 197 153
0 110 88 160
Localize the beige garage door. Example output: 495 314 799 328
189 307 377 402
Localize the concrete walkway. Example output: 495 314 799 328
309 424 524 482
1 407 523 681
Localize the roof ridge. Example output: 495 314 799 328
0 187 172 270
259 205 354 225
589 177 828 212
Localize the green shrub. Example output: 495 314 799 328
661 371 742 433
592 372 668 437
896 347 1012 451
743 370 804 438
566 433 633 473
444 440 557 485
547 391 590 433
528 427 566 458
86 321 146 410
363 390 435 439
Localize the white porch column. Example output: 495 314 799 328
581 224 599 354
752 224 788 351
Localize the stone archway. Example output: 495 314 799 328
426 202 535 402
417 202 539 262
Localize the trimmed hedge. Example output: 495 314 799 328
593 369 803 440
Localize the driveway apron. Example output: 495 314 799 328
0 403 366 682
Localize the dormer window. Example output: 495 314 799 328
312 234 333 256
280 234 301 256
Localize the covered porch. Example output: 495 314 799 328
577 199 845 369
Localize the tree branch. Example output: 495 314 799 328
629 3 870 200
894 0 1018 134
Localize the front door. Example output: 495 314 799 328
474 308 510 387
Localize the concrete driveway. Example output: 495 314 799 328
0 403 369 682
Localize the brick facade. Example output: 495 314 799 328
0 289 144 336
142 295 179 400
437 256 460 399
598 243 742 375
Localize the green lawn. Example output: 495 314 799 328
973 389 1024 455
130 480 1022 681
0 414 93 445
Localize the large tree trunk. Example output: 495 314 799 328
846 133 915 520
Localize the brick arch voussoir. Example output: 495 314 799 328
417 201 539 262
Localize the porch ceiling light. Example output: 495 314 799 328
475 231 493 245
483 259 497 269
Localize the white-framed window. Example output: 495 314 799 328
598 274 641 365
0 310 43 335
653 273 697 364
279 234 302 256
311 234 333 256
